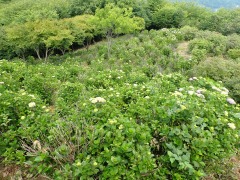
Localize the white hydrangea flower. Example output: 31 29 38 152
212 86 221 92
119 124 124 130
196 93 205 98
29 94 35 98
28 102 36 108
227 123 236 130
90 97 106 104
188 91 194 95
227 98 236 105
178 88 184 92
221 88 229 96
222 87 229 93
196 89 204 94
173 91 183 96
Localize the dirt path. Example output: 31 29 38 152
176 41 191 59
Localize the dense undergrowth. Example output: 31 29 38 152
0 27 240 179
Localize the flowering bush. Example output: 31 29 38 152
190 58 240 102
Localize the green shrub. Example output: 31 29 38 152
152 6 185 29
195 31 227 55
0 89 54 162
11 71 239 179
228 49 240 60
180 26 198 41
189 38 213 54
226 33 240 51
191 48 208 62
190 58 240 102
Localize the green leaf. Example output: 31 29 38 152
34 156 44 162
233 113 240 119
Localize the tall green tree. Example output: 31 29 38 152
93 3 145 58
5 23 32 59
5 19 74 60
152 4 185 29
64 15 97 50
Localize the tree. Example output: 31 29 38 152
0 26 14 59
64 15 96 50
0 0 70 26
152 5 185 29
5 19 74 60
5 23 33 59
93 3 145 58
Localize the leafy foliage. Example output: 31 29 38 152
0 46 239 179
190 58 240 102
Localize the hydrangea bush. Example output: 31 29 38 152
0 58 239 179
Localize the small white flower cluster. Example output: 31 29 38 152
187 88 205 98
212 86 229 96
195 89 205 98
0 82 4 85
226 98 236 105
29 94 36 99
90 97 106 104
178 88 184 92
176 87 205 98
212 86 221 92
117 76 123 79
188 91 194 95
173 91 183 96
227 123 236 130
189 77 198 81
28 102 36 108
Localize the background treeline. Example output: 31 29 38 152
0 0 240 60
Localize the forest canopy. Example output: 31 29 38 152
0 0 240 60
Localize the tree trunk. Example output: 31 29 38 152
34 48 42 60
44 47 50 62
60 49 65 55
